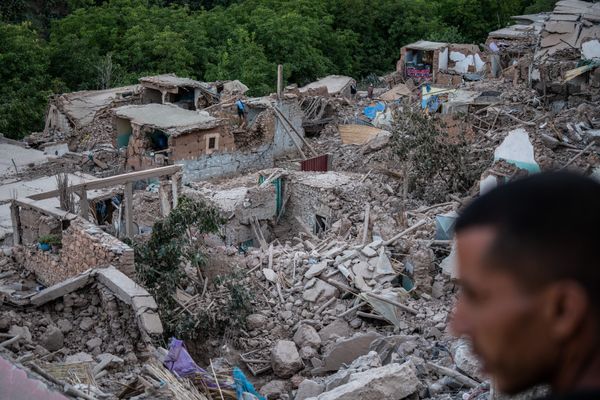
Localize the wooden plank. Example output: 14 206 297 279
338 124 385 145
171 172 180 209
28 165 182 201
159 180 171 217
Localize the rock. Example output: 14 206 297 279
295 380 324 400
453 340 484 381
56 319 73 333
304 262 328 279
246 314 268 331
96 353 125 367
299 346 318 360
86 337 102 351
0 317 9 331
293 325 321 349
8 325 32 342
65 352 94 363
360 246 377 258
303 280 339 303
317 332 382 372
79 317 95 331
260 380 289 400
271 340 303 378
318 320 351 343
349 318 362 329
307 361 418 400
362 131 392 154
41 326 64 352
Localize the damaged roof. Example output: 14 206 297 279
56 85 140 126
536 0 600 59
113 103 221 136
401 40 447 51
139 74 208 90
299 75 354 95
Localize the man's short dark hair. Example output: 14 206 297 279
455 171 600 309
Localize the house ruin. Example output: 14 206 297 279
397 40 488 85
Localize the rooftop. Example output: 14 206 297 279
58 85 140 126
113 103 221 135
402 40 447 51
139 74 207 90
299 75 354 95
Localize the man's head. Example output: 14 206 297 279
450 172 600 394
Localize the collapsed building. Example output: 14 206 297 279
397 41 488 85
2 4 600 398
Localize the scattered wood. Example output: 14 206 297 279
426 361 480 388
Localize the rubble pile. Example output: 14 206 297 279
2 1 600 398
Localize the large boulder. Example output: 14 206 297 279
41 326 64 352
271 340 303 378
295 379 324 400
246 314 268 331
306 361 419 400
293 325 321 350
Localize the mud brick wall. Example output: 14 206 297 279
20 218 135 287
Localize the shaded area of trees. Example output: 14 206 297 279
1 0 560 139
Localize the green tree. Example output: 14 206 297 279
0 23 53 139
205 28 274 95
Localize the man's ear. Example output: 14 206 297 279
542 281 589 341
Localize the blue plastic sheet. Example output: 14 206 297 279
363 102 385 120
233 367 264 400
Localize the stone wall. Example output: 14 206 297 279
18 218 134 287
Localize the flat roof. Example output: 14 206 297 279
58 85 140 126
299 75 354 94
113 103 221 135
139 74 206 89
402 40 447 51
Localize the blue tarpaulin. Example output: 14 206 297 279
363 102 385 120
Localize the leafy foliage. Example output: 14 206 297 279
133 196 224 339
1 0 555 136
392 109 489 202
0 22 54 139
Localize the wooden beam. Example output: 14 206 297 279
79 188 89 221
28 165 182 201
124 182 133 238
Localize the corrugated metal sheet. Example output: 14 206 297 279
301 154 329 172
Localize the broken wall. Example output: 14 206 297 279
181 100 304 182
16 218 134 287
170 127 235 161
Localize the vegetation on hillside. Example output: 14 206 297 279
1 0 559 139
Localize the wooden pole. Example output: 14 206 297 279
79 187 89 221
124 182 133 238
277 64 283 99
